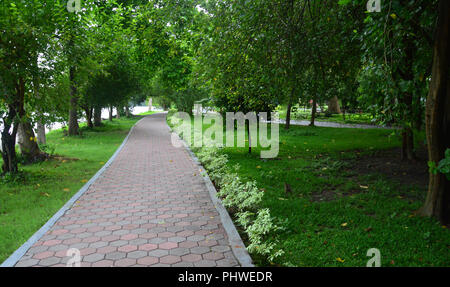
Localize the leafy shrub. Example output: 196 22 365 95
429 149 450 180
196 146 284 262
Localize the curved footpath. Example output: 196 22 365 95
3 113 251 267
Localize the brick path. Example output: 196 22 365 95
14 114 240 267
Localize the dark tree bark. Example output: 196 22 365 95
1 78 25 173
83 106 93 128
68 66 79 136
420 0 450 224
310 96 318 127
401 128 415 161
93 107 102 127
285 99 292 130
109 106 113 121
125 106 130 118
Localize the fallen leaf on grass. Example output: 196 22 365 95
81 179 88 183
360 185 369 189
336 258 345 263
40 192 50 197
63 188 70 192
341 222 348 227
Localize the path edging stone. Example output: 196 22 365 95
166 119 254 267
0 116 147 267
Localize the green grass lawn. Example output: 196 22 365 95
137 110 160 116
170 113 450 267
0 117 141 263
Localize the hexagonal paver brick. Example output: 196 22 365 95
139 244 158 251
159 255 181 265
211 245 231 253
148 249 169 258
114 258 136 267
178 241 198 249
159 242 178 250
84 253 105 263
127 251 148 259
137 256 159 266
33 251 55 260
216 258 238 267
118 245 138 253
80 248 96 256
181 254 202 263
97 246 117 254
105 252 126 260
190 246 210 255
169 248 190 256
187 235 204 242
199 240 218 247
39 257 61 266
203 252 224 261
121 234 138 241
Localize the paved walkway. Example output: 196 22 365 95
14 114 240 267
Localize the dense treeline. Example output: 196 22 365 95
0 0 448 223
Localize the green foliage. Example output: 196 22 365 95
429 149 450 180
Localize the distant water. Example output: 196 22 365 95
0 106 155 151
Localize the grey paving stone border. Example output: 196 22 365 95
0 116 147 267
166 118 254 267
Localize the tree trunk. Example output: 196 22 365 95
327 96 341 114
148 98 153 111
401 128 415 161
17 121 44 163
285 102 292 130
116 107 121 119
94 107 102 127
36 121 46 145
125 106 130 117
84 107 93 128
1 125 19 174
68 66 79 136
109 106 113 121
310 96 318 127
1 78 25 173
420 0 450 224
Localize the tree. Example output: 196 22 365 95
419 0 450 224
0 0 61 173
358 0 436 160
